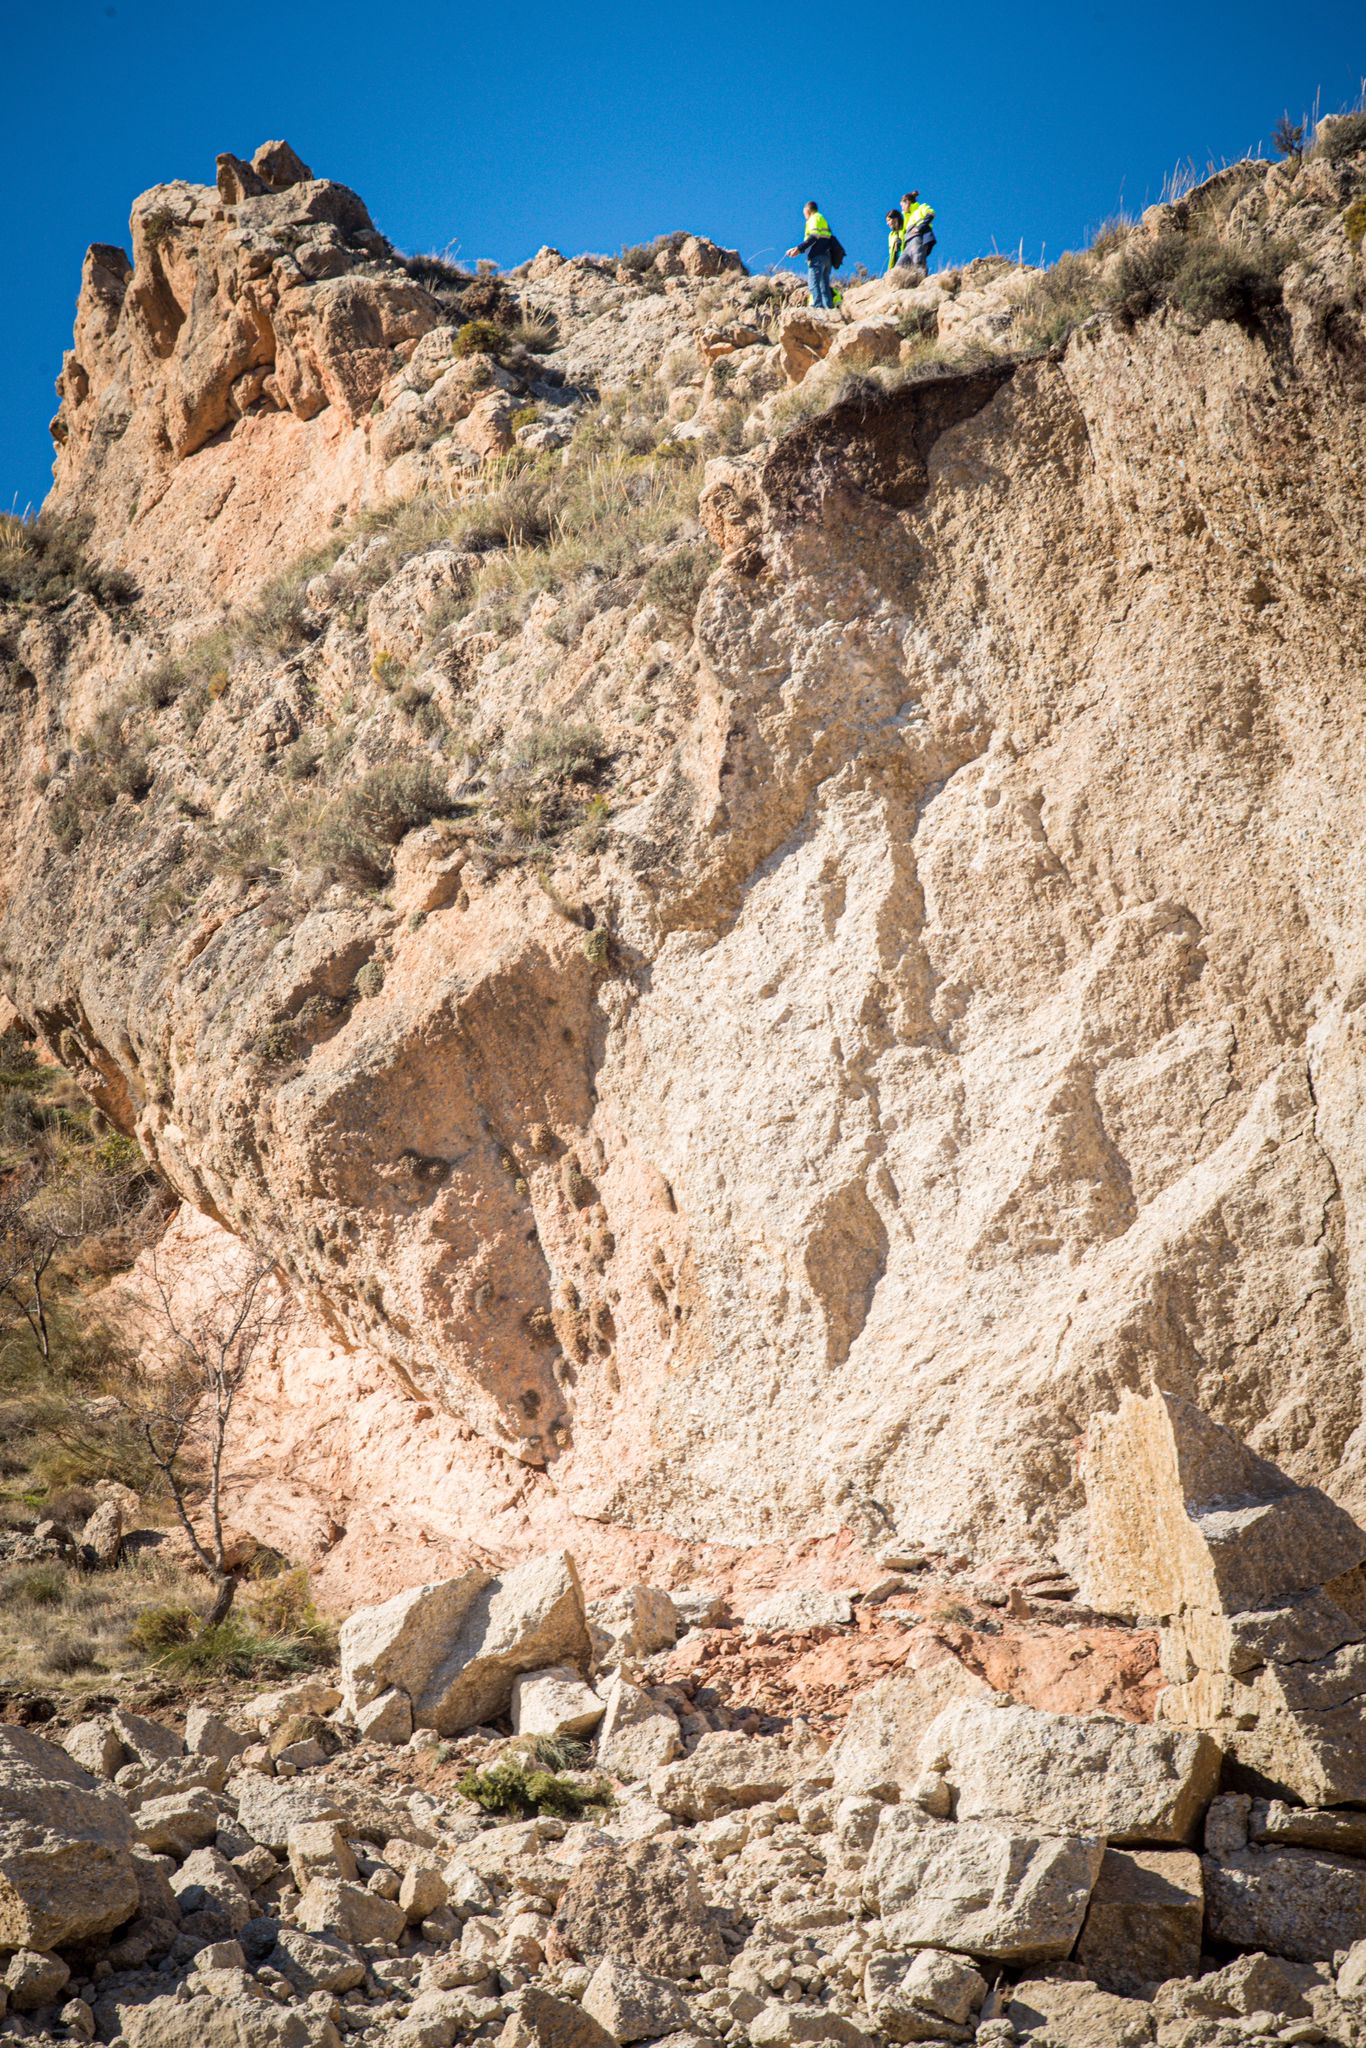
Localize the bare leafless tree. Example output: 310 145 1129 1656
0 1158 150 1361
137 1241 288 1625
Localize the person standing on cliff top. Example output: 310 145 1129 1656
886 208 906 271
788 200 838 309
898 190 937 274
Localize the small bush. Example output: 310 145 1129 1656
4 1564 67 1608
311 758 450 888
1108 231 1285 329
1314 111 1366 164
454 320 507 360
1167 239 1286 326
1345 198 1366 253
458 1758 613 1821
642 541 719 621
128 1602 197 1652
1015 250 1104 350
46 1633 101 1674
0 513 138 612
354 959 385 1000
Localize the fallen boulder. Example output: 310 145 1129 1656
866 1806 1105 1963
1203 1838 1366 1963
923 1698 1220 1844
549 1836 726 1978
596 1675 681 1781
511 1665 604 1739
651 1730 814 1820
339 1552 590 1733
0 1725 139 1951
1072 1848 1203 1995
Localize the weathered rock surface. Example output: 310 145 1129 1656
549 1837 726 1977
511 1664 605 1738
6 142 1366 1605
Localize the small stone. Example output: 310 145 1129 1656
272 1926 367 1994
59 1996 97 2042
184 1708 248 1768
79 1498 123 1567
399 1863 447 1923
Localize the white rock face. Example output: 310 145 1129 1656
866 1806 1105 1962
339 1554 590 1733
922 1698 1221 1844
511 1666 604 1739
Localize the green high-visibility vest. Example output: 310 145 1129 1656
887 223 904 269
905 202 935 232
804 212 832 241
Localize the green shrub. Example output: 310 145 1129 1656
311 758 450 888
354 959 385 1000
454 320 507 359
1345 198 1366 252
46 1633 101 1674
1314 110 1366 163
458 1757 613 1821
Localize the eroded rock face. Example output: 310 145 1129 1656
6 144 1366 1591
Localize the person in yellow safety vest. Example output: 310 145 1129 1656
898 190 937 274
787 200 837 309
886 208 905 271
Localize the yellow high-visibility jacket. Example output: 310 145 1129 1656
803 211 832 242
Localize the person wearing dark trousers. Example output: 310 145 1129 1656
788 200 836 309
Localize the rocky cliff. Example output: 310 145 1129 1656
4 132 1366 1604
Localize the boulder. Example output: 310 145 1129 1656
1084 1388 1366 1804
922 1699 1220 1844
499 1986 616 2048
271 1927 366 1994
582 1957 690 2041
340 1554 591 1734
1253 1798 1366 1855
511 1665 605 1739
743 1588 853 1632
1203 1839 1366 1962
864 1947 986 2041
867 1806 1105 1962
549 1836 726 1978
399 1863 446 1923
112 1709 182 1767
134 1788 221 1857
826 320 901 374
241 1679 343 1735
62 1717 124 1779
596 1675 681 1781
79 1498 123 1567
775 307 843 384
230 1773 415 1851
216 153 269 206
1006 1978 1156 2046
185 1709 249 1768
117 1992 326 2047
825 1648 992 1797
678 235 744 279
171 1846 253 1931
651 1732 810 1820
287 1822 358 1891
6 1945 70 2010
354 1687 412 1746
252 140 314 190
749 2006 874 2047
587 1585 679 1667
1072 1848 1203 1995
295 1875 407 1945
0 1724 139 1950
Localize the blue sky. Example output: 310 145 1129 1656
1 1 1361 510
